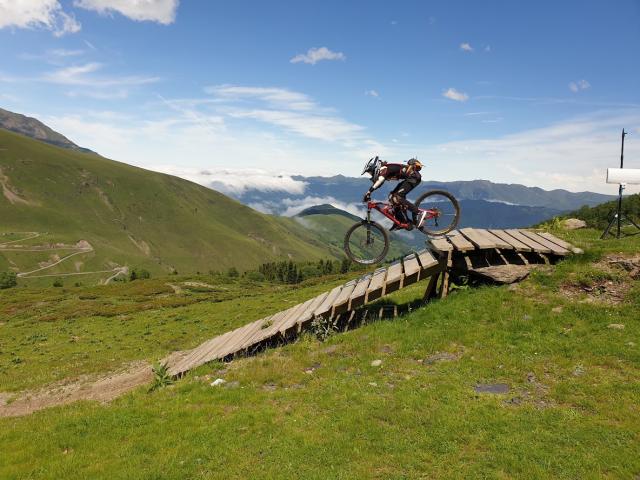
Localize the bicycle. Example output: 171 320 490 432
343 190 460 265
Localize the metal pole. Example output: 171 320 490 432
617 129 627 238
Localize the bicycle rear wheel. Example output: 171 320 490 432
415 190 460 235
343 220 389 265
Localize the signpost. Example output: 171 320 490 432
601 129 640 239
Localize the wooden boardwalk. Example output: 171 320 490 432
165 228 575 378
166 249 444 377
428 228 573 256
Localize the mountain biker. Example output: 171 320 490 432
361 156 426 230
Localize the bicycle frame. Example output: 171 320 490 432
366 200 440 230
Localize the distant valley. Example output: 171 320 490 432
233 174 614 230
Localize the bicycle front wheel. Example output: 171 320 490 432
343 220 389 265
415 190 460 235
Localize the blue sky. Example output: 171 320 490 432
1 0 639 194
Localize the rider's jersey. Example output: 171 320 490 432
380 163 422 182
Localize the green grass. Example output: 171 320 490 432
0 129 336 279
0 229 638 479
0 272 352 392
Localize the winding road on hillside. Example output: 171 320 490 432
0 231 127 283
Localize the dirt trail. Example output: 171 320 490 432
0 232 41 246
1 232 123 281
0 362 153 417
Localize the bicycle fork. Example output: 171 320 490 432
366 208 372 245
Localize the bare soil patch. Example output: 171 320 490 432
560 254 639 304
0 361 153 417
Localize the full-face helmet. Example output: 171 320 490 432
362 156 382 180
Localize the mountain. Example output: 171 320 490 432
234 175 614 230
0 107 94 154
297 204 361 221
0 128 336 280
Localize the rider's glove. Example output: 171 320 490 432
362 191 371 202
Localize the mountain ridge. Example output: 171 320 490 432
0 107 95 154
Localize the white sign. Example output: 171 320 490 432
606 168 640 185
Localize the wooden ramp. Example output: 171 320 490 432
165 229 575 378
428 228 573 257
166 249 444 377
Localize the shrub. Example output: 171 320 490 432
227 267 239 278
52 279 63 287
0 271 17 289
149 363 174 392
130 268 151 281
245 270 265 282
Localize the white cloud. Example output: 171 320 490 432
416 111 640 194
0 0 81 36
44 62 160 87
460 42 474 52
290 47 346 65
365 89 379 98
74 0 179 24
229 109 365 142
569 79 590 93
205 85 315 111
149 166 308 196
204 84 368 143
442 87 469 102
50 48 84 57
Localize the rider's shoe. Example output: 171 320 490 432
416 211 427 229
405 224 414 231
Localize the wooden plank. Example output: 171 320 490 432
348 275 372 310
365 268 387 303
384 261 404 294
505 229 551 254
460 228 495 250
208 319 267 361
234 316 276 352
489 229 532 251
236 309 290 352
446 230 476 251
422 271 440 301
417 249 438 269
296 291 329 332
168 329 234 376
332 280 358 315
519 230 569 255
243 304 303 350
277 297 316 335
313 285 343 318
475 229 513 249
428 236 453 252
537 231 574 251
402 254 421 286
174 323 245 375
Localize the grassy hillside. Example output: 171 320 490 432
0 229 638 478
0 129 335 282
